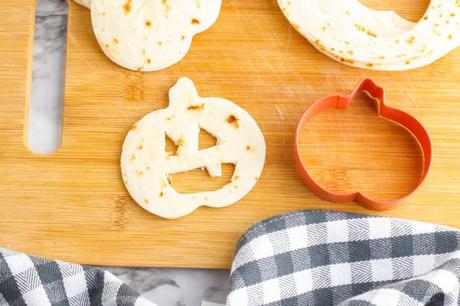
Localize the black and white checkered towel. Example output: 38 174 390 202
0 248 155 306
227 210 460 306
2 210 460 305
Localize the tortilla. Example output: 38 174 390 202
121 78 266 219
278 0 460 70
73 0 91 8
91 0 221 71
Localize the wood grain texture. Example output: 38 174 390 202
0 0 459 268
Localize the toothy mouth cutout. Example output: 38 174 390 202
278 0 460 70
294 79 432 211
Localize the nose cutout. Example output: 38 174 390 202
26 0 68 154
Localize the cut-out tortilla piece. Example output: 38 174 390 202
91 0 222 71
278 0 460 70
121 78 266 219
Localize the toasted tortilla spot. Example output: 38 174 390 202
123 0 132 14
227 115 240 128
187 104 204 111
339 57 355 64
353 23 377 37
162 0 171 12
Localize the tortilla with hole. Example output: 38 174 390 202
278 0 460 70
121 78 266 219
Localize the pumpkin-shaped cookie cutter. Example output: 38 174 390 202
294 79 432 211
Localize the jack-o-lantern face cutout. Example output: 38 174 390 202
88 0 221 71
121 78 266 219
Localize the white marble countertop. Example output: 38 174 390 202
29 0 229 305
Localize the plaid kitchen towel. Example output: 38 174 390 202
2 211 460 306
0 248 155 306
227 210 460 306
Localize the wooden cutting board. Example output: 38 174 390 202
1 0 460 269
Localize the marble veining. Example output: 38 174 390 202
30 0 230 304
29 0 68 153
107 267 229 306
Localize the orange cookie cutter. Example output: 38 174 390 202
294 79 432 211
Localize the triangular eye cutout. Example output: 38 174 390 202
199 128 217 150
165 134 179 156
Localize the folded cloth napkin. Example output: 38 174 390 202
0 248 155 306
226 210 460 306
2 210 460 306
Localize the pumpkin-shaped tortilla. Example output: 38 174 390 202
91 0 221 71
121 78 266 219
